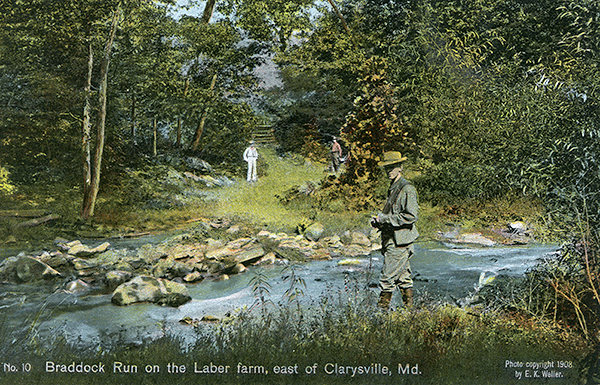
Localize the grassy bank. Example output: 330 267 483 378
0 280 590 385
0 146 555 247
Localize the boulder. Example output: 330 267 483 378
205 238 224 250
160 244 206 260
39 251 72 269
138 244 167 265
153 259 193 279
204 260 227 274
350 231 371 247
310 248 332 260
65 241 110 257
226 238 254 249
253 252 277 266
183 271 205 283
256 230 272 238
105 270 135 291
111 276 191 307
369 228 381 242
341 244 372 257
201 315 220 323
0 256 62 283
369 228 382 251
455 233 496 247
205 246 236 260
320 235 344 249
304 222 325 242
185 157 214 173
276 238 313 259
65 279 90 294
73 258 99 271
230 246 266 265
179 316 200 326
508 221 528 234
224 263 247 275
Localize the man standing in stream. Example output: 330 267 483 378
243 141 259 182
371 151 419 309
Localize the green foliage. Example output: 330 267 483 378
340 57 410 184
299 120 329 162
249 270 274 318
282 264 306 311
308 57 411 212
0 166 15 195
414 160 503 205
219 0 314 52
482 238 600 344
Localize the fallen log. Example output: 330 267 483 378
14 214 61 228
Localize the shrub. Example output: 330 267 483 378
0 165 15 195
414 160 504 205
482 237 600 342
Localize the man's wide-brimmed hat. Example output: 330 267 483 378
378 151 407 167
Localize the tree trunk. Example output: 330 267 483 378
187 0 217 151
82 7 120 220
176 77 190 147
153 117 157 157
325 0 350 34
131 89 136 142
176 116 182 147
190 73 217 151
201 0 217 24
82 42 93 199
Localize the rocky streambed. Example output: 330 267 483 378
0 217 555 351
0 219 380 308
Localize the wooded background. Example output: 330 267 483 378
0 0 598 229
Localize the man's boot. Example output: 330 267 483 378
401 288 414 308
377 291 393 310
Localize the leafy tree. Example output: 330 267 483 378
340 57 411 184
175 15 265 163
0 0 118 185
219 0 314 52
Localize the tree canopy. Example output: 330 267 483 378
0 0 598 227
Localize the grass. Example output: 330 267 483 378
0 145 557 247
212 147 326 231
0 276 590 385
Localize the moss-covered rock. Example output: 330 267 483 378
111 275 191 307
0 256 62 283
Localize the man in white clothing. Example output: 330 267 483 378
243 141 259 182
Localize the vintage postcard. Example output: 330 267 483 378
0 0 598 384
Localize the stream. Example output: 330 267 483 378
0 240 558 349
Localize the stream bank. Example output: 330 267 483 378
0 219 558 350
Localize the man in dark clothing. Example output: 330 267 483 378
371 151 419 309
330 137 343 173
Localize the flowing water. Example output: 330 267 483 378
0 241 559 349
